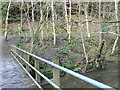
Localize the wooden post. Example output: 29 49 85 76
35 59 41 83
13 46 17 57
26 50 30 72
53 59 60 87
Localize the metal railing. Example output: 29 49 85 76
11 45 116 90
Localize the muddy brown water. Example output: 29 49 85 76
43 63 118 89
60 63 118 88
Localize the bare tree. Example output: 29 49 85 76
4 0 11 41
20 0 24 35
46 3 49 39
31 0 35 32
78 3 88 72
111 0 119 54
68 0 72 43
64 0 72 43
80 25 88 73
98 0 102 48
51 1 56 45
25 4 33 53
64 0 69 34
40 2 44 43
90 3 94 17
78 2 81 20
46 3 49 29
30 0 35 53
85 1 90 37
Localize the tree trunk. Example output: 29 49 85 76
39 1 44 44
64 0 69 38
46 4 49 29
85 2 90 38
79 24 88 72
26 4 33 53
46 3 49 39
30 0 34 53
99 0 102 48
68 0 72 43
20 0 24 35
51 2 56 45
31 0 35 33
78 2 81 20
4 0 11 41
111 0 119 54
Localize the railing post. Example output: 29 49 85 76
26 50 30 72
53 59 60 87
12 46 16 56
35 59 41 83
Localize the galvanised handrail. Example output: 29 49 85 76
11 50 61 89
11 52 43 89
11 45 116 90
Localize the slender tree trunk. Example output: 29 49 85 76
51 2 56 45
46 3 49 39
68 0 72 43
111 0 119 54
79 3 88 71
64 0 72 43
81 33 88 64
78 2 81 20
30 0 34 53
79 4 88 72
96 40 105 68
90 3 93 17
31 1 34 32
38 2 45 44
26 4 33 53
20 0 23 35
85 2 90 38
46 4 49 29
40 2 44 42
80 25 88 72
102 4 105 19
99 0 102 48
78 2 81 38
4 0 11 41
99 0 101 21
64 0 69 35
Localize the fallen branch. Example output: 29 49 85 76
90 32 120 37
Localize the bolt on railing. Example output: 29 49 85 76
11 45 116 90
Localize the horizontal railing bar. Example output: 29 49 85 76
11 52 43 89
11 49 61 89
11 45 116 89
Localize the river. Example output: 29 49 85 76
44 62 119 89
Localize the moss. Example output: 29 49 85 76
22 62 26 68
107 56 118 62
40 69 53 79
